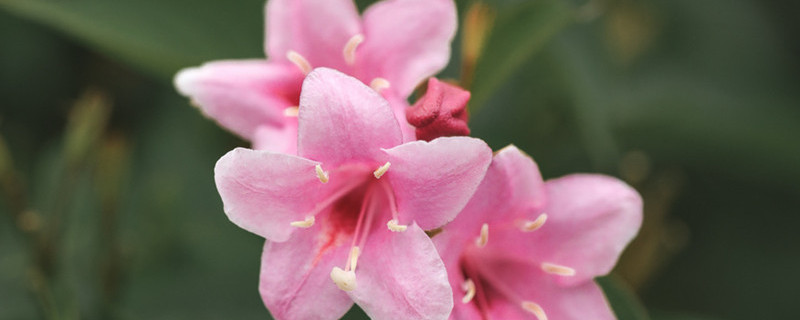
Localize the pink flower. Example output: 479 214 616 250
407 78 471 142
175 0 457 153
214 68 492 320
433 146 643 319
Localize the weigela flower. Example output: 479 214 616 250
175 0 457 153
214 68 492 320
433 146 643 319
406 78 471 141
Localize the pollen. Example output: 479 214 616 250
330 267 357 291
520 214 547 232
541 262 576 276
521 301 547 320
387 219 408 232
475 223 489 247
289 216 315 228
373 162 391 179
370 78 391 92
287 50 312 74
283 106 299 117
343 34 364 65
315 164 329 183
461 279 476 303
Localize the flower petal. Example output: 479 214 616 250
214 148 325 242
349 223 453 320
444 145 547 238
174 60 303 142
252 122 298 154
265 0 361 71
297 68 403 166
259 228 353 320
469 255 615 320
496 174 643 286
359 0 457 97
384 136 492 230
381 90 417 142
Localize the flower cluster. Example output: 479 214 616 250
175 0 643 319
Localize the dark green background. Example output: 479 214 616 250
1 0 798 319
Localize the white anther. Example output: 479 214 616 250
287 50 312 74
387 219 408 232
369 78 391 92
283 106 299 117
373 162 391 179
330 267 357 291
541 262 576 276
289 216 315 228
521 301 547 320
315 164 329 183
520 214 548 232
475 223 489 248
461 279 476 303
348 246 361 271
343 34 364 65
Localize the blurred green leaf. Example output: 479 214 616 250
598 275 650 320
470 0 574 109
0 0 264 79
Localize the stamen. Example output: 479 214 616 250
475 223 489 248
343 34 364 65
373 162 391 179
347 246 361 271
370 78 391 92
330 267 357 291
541 262 576 276
387 219 407 232
521 301 547 320
289 216 314 228
461 279 476 304
283 106 299 117
520 214 547 232
287 50 312 74
315 164 329 183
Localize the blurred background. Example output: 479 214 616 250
1 0 798 319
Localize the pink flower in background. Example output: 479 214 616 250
214 69 492 319
433 146 643 319
407 77 471 141
175 0 457 153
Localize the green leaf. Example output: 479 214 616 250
597 275 650 320
470 0 574 110
0 0 264 79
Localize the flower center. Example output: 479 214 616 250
290 162 405 292
456 217 575 320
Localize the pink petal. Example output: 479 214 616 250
297 68 403 167
174 60 303 142
359 0 457 97
265 0 361 71
382 90 417 142
252 123 298 154
443 145 547 236
485 275 614 320
497 174 643 286
349 223 453 320
214 148 325 242
259 228 353 320
465 255 614 320
383 137 492 230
